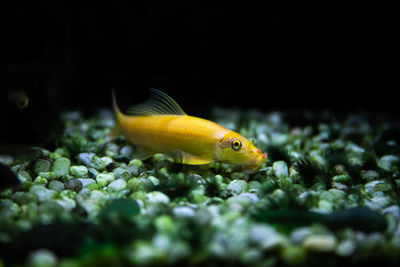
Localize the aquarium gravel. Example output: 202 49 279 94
1 108 400 266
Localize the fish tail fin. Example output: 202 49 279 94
112 88 121 115
110 89 122 138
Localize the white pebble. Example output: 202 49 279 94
146 191 170 204
378 155 400 171
173 206 196 218
107 179 127 191
302 235 337 252
273 161 288 178
249 224 284 250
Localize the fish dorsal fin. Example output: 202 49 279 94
127 88 186 116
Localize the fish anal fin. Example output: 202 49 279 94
169 151 214 165
133 145 158 160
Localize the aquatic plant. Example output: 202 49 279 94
294 157 330 188
265 144 293 166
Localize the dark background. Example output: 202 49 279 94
0 3 395 147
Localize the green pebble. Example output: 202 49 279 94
104 150 114 157
127 159 143 177
395 179 400 189
128 241 165 265
0 155 13 165
101 156 113 166
157 167 169 177
361 170 379 182
154 215 176 234
320 191 337 202
280 245 307 266
289 165 299 177
273 161 289 179
148 176 160 187
278 177 294 190
17 170 32 183
127 178 143 191
332 174 351 185
107 179 127 191
48 180 64 191
130 191 147 202
54 147 70 158
190 190 208 204
271 189 289 207
152 153 166 162
49 152 61 160
69 165 88 178
12 192 39 205
27 249 58 267
90 156 106 171
113 167 130 180
231 172 249 181
146 191 170 204
302 234 337 252
30 185 56 202
214 174 224 184
51 157 71 177
227 180 248 195
87 167 99 179
60 190 77 200
262 179 277 193
328 189 346 200
318 200 333 211
265 166 275 178
4 201 22 219
379 155 400 171
38 172 56 180
64 179 83 192
84 182 99 190
39 201 64 223
336 239 356 257
34 176 48 186
96 172 115 187
33 159 51 175
21 181 33 191
77 178 97 188
22 202 39 222
0 189 12 198
128 159 143 167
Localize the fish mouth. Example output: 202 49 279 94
252 149 267 164
243 151 267 173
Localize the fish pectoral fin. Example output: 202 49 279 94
168 151 214 165
133 145 158 160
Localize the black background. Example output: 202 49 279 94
0 3 396 147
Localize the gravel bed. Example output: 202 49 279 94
1 108 399 266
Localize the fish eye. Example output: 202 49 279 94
231 140 242 151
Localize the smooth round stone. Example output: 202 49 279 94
272 161 288 178
302 235 338 252
51 157 71 177
173 206 196 218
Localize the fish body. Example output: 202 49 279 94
113 89 266 172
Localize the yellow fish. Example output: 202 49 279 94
112 89 267 173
